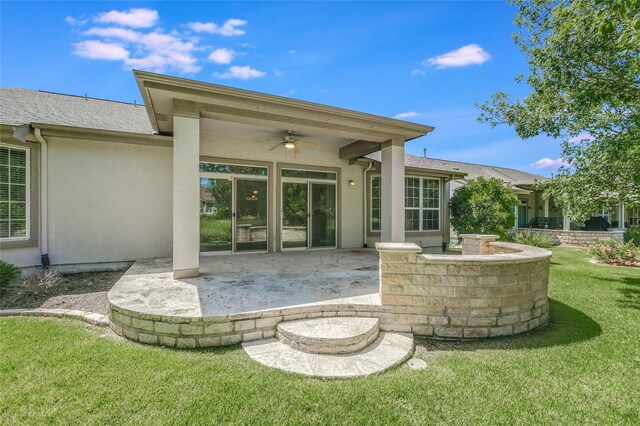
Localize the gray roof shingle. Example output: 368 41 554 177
365 152 545 184
0 88 153 135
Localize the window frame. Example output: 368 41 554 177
369 174 441 233
0 145 30 241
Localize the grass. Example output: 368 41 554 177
1 247 639 424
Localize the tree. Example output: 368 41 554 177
477 0 640 220
449 177 518 238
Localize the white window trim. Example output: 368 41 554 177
369 174 441 233
1 145 30 241
370 175 381 232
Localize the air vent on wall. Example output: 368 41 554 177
155 113 168 122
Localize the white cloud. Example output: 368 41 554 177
208 48 235 64
217 65 266 80
530 158 569 169
94 8 158 28
288 49 297 54
187 19 247 36
394 112 420 119
65 16 88 26
73 40 130 60
567 133 594 143
411 69 426 76
84 27 141 42
424 44 490 69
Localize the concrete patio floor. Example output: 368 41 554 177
108 249 381 318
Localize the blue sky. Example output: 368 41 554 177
1 1 565 176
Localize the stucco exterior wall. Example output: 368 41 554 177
45 137 172 265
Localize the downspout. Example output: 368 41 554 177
362 161 373 247
33 128 50 267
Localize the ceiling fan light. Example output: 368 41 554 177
284 142 296 149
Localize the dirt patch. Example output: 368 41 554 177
0 270 125 315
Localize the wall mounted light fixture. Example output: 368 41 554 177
348 180 355 186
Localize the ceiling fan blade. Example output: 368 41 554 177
293 145 301 154
268 143 282 151
298 140 317 148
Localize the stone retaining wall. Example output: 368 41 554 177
516 228 623 246
377 234 552 339
108 234 552 347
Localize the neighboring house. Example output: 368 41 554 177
1 71 468 275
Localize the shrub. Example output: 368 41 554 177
589 240 639 267
0 260 22 297
506 230 554 248
450 177 518 239
624 227 640 246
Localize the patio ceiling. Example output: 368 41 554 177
134 70 435 158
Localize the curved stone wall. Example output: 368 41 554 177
377 235 552 339
109 234 552 347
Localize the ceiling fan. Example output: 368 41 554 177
267 130 317 154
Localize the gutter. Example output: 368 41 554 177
33 128 50 267
362 161 373 247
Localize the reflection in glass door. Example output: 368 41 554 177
235 179 268 252
282 182 308 249
199 178 232 252
311 183 336 248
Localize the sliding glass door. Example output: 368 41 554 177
234 179 268 252
282 182 308 249
199 162 268 254
280 169 337 250
310 183 336 248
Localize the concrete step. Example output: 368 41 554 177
242 332 414 378
276 317 380 354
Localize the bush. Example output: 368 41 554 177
589 240 639 267
450 177 518 239
0 260 22 297
624 227 640 246
506 230 554 248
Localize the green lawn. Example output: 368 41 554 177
1 248 639 424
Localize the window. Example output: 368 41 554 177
371 176 381 231
592 208 611 223
370 175 440 232
629 207 640 227
200 162 267 176
0 146 29 240
281 169 336 180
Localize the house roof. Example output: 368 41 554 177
134 70 434 144
0 88 153 135
365 152 545 185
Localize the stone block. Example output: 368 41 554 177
489 325 513 337
256 316 282 328
155 322 180 334
204 322 233 334
198 337 221 347
434 327 463 338
429 316 449 326
263 329 276 338
180 324 203 335
138 333 158 344
467 317 496 327
463 328 489 338
219 334 242 346
450 317 467 327
234 319 256 331
282 314 307 321
131 318 154 332
380 324 412 332
512 322 529 334
412 325 434 335
111 311 132 326
412 274 442 285
160 336 177 347
497 314 521 325
242 331 264 341
176 337 196 348
123 328 139 341
528 317 541 329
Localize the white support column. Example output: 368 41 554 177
619 203 626 229
381 138 405 243
173 100 200 279
562 216 570 231
544 198 549 217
